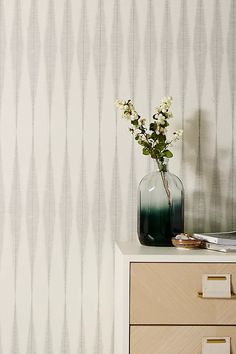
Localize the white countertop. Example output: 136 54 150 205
116 240 236 262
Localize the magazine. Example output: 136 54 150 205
193 231 236 246
204 242 236 253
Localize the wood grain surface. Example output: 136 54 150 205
130 263 236 324
130 326 236 354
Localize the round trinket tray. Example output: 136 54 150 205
171 233 202 249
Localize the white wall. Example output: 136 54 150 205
0 0 235 352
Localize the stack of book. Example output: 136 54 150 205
193 231 236 253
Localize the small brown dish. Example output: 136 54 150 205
171 237 202 249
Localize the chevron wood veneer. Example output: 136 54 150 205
130 326 236 354
130 262 236 325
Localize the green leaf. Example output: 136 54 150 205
151 132 158 141
149 122 157 131
131 119 138 126
142 141 150 148
158 134 165 142
163 150 173 158
154 142 165 151
142 147 150 155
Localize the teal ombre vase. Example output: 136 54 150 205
137 160 184 246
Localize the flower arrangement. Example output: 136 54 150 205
115 96 183 172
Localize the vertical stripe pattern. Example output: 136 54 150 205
177 0 189 179
144 0 156 173
0 0 232 353
0 0 6 267
77 0 90 352
161 0 173 96
60 0 73 352
192 0 207 232
127 0 139 240
10 0 22 352
227 0 236 230
26 0 40 352
110 0 123 351
93 0 107 352
210 0 223 231
44 0 56 352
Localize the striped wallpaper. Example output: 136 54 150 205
0 0 235 352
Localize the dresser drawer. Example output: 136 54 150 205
130 325 236 354
130 263 236 324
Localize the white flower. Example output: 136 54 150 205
157 116 166 125
129 103 134 110
123 112 131 119
171 129 183 142
132 110 138 118
115 99 125 108
116 96 183 161
154 106 161 113
176 129 183 136
162 96 172 109
166 112 173 118
163 96 172 103
139 117 146 125
158 127 166 134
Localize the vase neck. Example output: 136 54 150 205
156 159 169 172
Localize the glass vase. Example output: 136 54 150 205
137 160 184 246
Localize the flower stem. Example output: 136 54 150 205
156 160 172 207
160 171 172 207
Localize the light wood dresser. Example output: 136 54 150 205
115 241 236 354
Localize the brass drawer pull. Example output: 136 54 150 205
207 276 227 281
207 339 226 344
203 336 231 354
198 291 236 299
202 274 231 298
